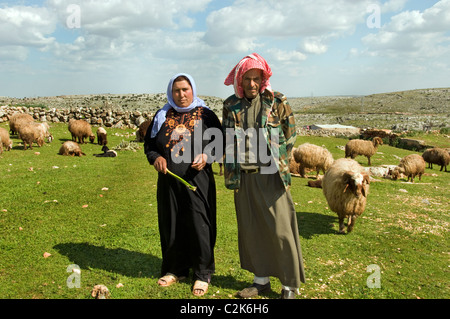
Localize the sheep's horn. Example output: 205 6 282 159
343 184 349 193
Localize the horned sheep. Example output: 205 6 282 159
422 147 449 172
68 119 95 144
322 158 370 234
391 154 426 183
59 141 86 156
345 137 383 166
292 143 334 178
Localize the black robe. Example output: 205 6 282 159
144 106 222 282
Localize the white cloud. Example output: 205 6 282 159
0 0 448 98
47 0 211 36
381 0 408 13
362 0 450 58
267 48 307 62
203 0 377 57
0 5 56 46
35 0 215 71
299 37 329 55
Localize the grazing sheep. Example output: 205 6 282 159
322 158 370 234
93 145 117 157
68 119 95 144
59 141 86 156
345 137 383 166
17 123 49 150
292 143 334 178
307 179 322 188
136 120 151 142
0 127 13 152
96 127 107 145
391 154 426 182
422 147 450 172
8 113 34 135
289 155 301 176
32 122 53 143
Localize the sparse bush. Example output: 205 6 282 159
112 139 141 151
439 127 449 134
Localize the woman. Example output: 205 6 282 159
144 73 222 297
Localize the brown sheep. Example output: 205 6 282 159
136 120 151 142
96 127 107 145
0 127 13 152
422 147 450 172
8 113 34 135
292 143 334 178
59 141 86 156
289 155 301 176
391 154 426 182
322 158 370 234
18 125 44 150
345 137 383 166
68 119 95 144
307 179 322 188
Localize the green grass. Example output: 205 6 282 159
0 123 448 299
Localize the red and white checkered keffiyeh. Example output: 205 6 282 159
224 53 273 98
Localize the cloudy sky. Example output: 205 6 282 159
0 0 449 99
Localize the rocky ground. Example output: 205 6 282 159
1 87 448 132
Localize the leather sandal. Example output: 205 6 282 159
192 280 209 297
158 273 180 287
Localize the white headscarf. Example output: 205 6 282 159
150 73 208 138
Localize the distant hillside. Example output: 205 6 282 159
289 88 449 114
289 88 449 131
1 87 448 131
0 93 224 114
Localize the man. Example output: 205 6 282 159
222 53 306 299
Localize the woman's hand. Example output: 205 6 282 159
192 153 208 171
153 156 167 174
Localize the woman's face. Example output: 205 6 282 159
172 79 194 108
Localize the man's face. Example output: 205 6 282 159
241 69 262 99
172 79 194 108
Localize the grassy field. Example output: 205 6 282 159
0 122 448 299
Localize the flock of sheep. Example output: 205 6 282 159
290 137 449 234
2 113 448 235
0 113 110 157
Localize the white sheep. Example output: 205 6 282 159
96 127 107 145
391 154 426 183
33 122 53 143
345 137 383 166
292 143 334 178
322 158 370 234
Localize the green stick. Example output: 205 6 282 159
166 169 197 191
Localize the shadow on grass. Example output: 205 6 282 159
212 275 281 299
54 242 161 278
296 211 337 239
